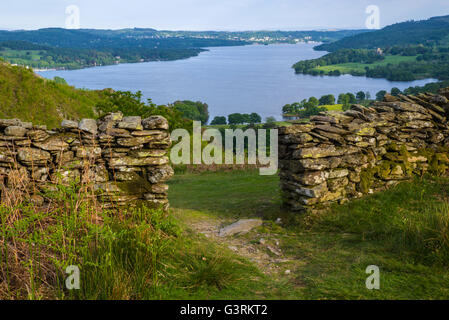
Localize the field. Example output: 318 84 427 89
322 104 343 112
0 49 43 66
313 55 418 75
282 105 344 119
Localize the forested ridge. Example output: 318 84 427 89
0 28 246 70
292 15 449 81
0 27 366 70
314 15 449 52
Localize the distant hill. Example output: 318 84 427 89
0 28 247 70
0 27 368 70
315 15 449 52
0 28 366 50
0 28 247 50
0 62 105 128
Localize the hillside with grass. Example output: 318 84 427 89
0 62 105 128
2 168 449 299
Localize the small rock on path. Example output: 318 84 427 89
218 219 263 237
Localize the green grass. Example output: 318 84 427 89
0 178 275 300
0 63 105 128
169 170 449 299
0 49 43 65
169 170 282 218
74 209 271 300
3 169 449 299
322 104 343 112
313 55 418 74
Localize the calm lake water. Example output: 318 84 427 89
38 43 436 121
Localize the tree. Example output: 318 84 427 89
291 102 302 113
242 114 251 124
296 102 327 119
282 104 294 114
172 100 209 124
329 69 341 76
337 93 350 106
391 87 402 96
356 91 366 101
249 112 262 124
95 90 189 131
263 116 277 128
53 76 68 85
96 90 151 117
365 92 371 100
319 94 335 105
228 113 245 125
210 116 227 125
308 97 319 107
172 101 201 123
265 116 276 123
347 93 357 104
376 90 387 101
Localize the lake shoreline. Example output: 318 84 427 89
34 49 208 73
37 43 437 121
35 42 317 74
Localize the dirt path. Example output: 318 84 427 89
179 213 293 275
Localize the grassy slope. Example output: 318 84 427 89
2 169 448 299
313 55 418 75
0 63 104 128
0 178 274 300
169 170 449 299
0 49 43 65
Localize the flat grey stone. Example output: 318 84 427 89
142 116 169 130
0 119 22 128
61 120 78 129
78 119 98 135
118 116 143 130
5 126 27 137
17 147 51 163
218 219 263 237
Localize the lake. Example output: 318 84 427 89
38 43 436 121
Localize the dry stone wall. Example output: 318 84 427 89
0 112 173 210
279 88 449 212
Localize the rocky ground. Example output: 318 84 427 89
175 211 295 276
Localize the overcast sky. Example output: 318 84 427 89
1 0 448 31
